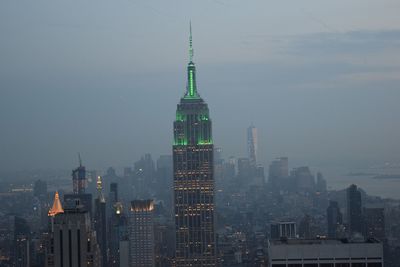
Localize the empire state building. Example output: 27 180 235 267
173 25 216 266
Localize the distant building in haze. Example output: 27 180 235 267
109 182 118 204
347 184 363 236
327 200 343 238
364 207 385 241
268 157 288 189
270 221 297 240
72 155 86 194
66 158 93 216
237 158 251 179
316 172 327 192
34 179 47 199
292 166 315 192
247 125 258 166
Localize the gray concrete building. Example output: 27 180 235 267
268 238 383 267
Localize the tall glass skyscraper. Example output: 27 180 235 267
247 125 258 166
172 25 216 266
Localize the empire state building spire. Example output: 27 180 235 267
185 23 200 99
189 21 194 63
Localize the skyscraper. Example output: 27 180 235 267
347 184 363 236
172 25 216 266
72 154 86 194
48 200 101 267
327 200 343 238
65 158 93 216
94 176 107 267
364 207 385 241
108 202 127 267
268 157 288 189
128 200 155 267
247 125 258 166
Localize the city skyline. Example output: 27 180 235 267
0 2 399 266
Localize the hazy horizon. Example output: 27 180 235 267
1 0 400 171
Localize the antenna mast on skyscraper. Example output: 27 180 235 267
189 21 194 62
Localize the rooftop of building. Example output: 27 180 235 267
270 237 381 246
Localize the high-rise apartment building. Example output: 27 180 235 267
128 200 155 267
172 25 216 266
247 126 258 166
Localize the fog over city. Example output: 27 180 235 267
1 0 400 172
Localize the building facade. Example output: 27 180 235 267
364 207 385 241
128 200 155 267
173 25 216 266
270 221 297 240
247 125 258 167
347 184 363 235
48 200 101 267
327 200 343 239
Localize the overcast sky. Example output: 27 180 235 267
1 0 400 172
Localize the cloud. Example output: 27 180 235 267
285 30 400 56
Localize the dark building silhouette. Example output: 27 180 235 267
364 207 385 241
72 155 86 194
316 172 327 192
298 214 311 239
327 200 343 238
172 25 216 266
109 182 118 204
292 166 315 192
133 154 156 198
94 176 107 267
64 193 92 217
14 217 31 267
108 202 127 267
66 159 93 216
346 184 363 236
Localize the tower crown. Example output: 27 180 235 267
48 191 64 217
184 23 200 99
